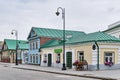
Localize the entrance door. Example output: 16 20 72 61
48 54 52 67
66 52 72 68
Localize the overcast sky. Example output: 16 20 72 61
1 0 120 41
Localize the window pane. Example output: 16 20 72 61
36 41 38 49
33 56 35 63
78 52 84 61
110 57 112 62
105 53 112 56
105 57 108 62
36 56 38 63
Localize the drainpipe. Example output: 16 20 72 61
95 41 99 70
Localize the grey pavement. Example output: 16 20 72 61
0 64 99 80
0 62 119 80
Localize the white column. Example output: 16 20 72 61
118 48 120 64
92 50 97 65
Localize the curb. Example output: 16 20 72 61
13 67 116 80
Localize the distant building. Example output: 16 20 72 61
1 39 29 64
103 21 120 39
0 41 3 61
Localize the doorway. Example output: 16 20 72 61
66 52 72 68
48 54 52 67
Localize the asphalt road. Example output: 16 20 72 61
0 65 100 80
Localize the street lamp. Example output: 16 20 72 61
11 30 18 65
56 7 66 70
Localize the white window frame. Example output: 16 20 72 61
30 54 32 63
104 52 114 63
56 54 60 63
33 55 35 64
36 55 38 64
43 54 47 62
77 51 84 61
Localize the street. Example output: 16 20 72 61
0 65 99 80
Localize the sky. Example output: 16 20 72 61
1 0 120 41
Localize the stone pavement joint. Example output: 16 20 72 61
13 67 116 80
0 62 117 80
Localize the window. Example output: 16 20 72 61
30 42 33 50
33 55 35 63
36 55 38 64
36 41 38 49
56 54 60 63
33 42 35 49
104 52 114 63
31 30 36 37
30 41 39 50
30 55 32 63
43 54 47 63
78 51 84 61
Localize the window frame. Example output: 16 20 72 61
104 52 115 63
77 51 84 61
36 55 38 64
56 54 60 63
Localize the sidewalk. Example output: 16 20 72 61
0 62 118 80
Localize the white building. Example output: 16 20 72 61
104 21 120 39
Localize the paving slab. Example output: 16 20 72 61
0 62 118 80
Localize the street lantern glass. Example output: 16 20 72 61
56 12 60 16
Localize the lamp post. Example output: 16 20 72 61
11 30 18 65
56 7 66 70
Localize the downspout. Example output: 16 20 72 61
95 41 99 70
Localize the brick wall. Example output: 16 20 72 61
40 37 52 46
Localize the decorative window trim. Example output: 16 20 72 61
56 54 60 63
104 52 114 66
43 54 47 63
36 55 38 64
77 51 84 61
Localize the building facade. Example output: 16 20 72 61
27 27 85 65
1 39 28 64
28 27 120 70
40 31 120 70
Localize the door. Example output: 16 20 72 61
66 52 72 68
48 54 52 67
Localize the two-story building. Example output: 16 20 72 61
27 27 85 65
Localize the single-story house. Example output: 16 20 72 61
40 31 120 70
1 39 29 64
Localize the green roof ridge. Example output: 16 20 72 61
4 39 28 50
42 31 120 48
28 27 86 39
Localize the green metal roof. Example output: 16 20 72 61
41 39 61 48
28 27 85 39
42 31 120 48
4 39 28 50
67 31 120 44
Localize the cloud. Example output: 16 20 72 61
1 0 120 41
